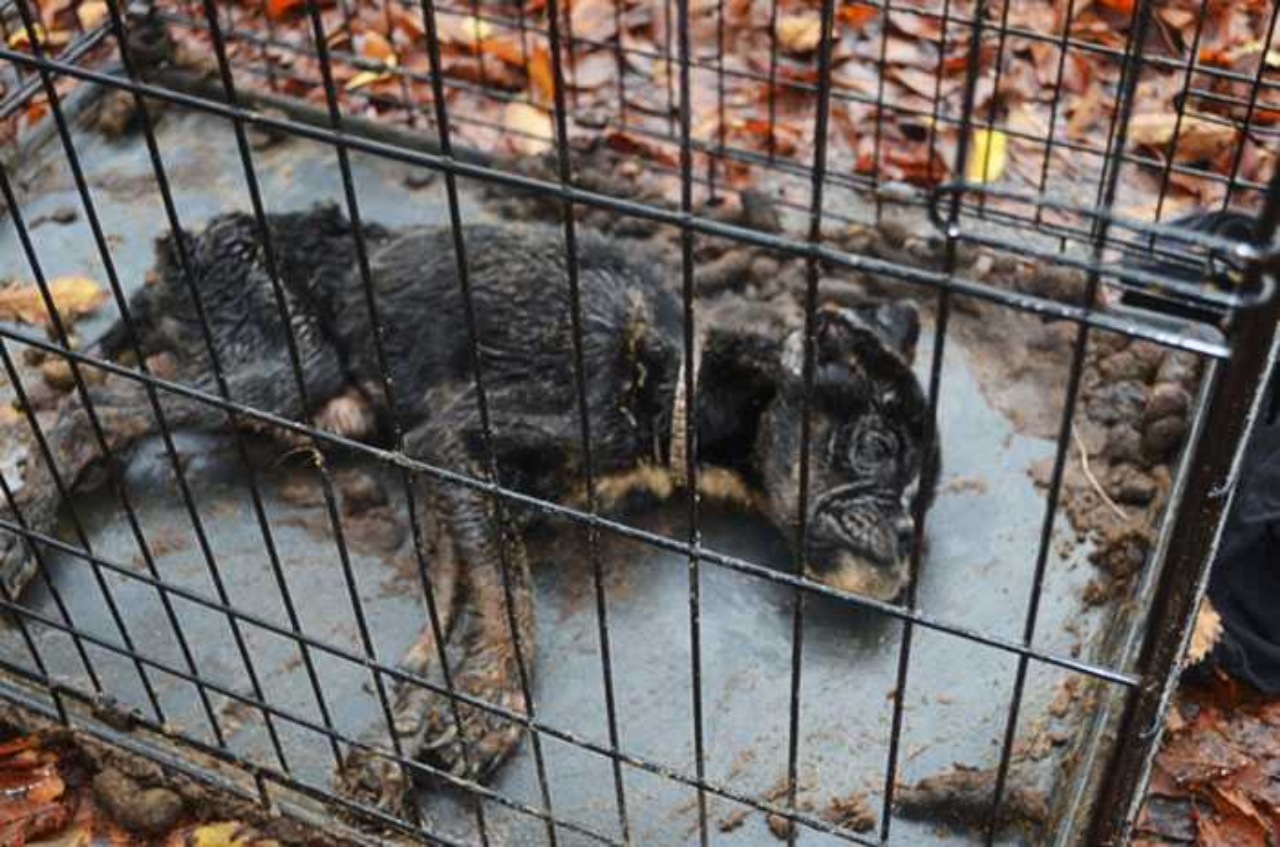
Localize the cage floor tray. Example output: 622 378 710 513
0 108 1119 845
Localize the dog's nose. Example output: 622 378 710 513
894 516 915 553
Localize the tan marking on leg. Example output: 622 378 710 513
315 388 375 440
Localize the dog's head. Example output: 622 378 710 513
755 301 937 602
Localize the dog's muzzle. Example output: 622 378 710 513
803 486 915 601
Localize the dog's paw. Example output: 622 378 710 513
315 390 376 441
0 521 38 600
418 664 528 781
337 742 413 818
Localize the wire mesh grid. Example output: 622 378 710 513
0 0 1277 844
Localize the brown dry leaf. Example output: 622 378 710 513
0 276 107 327
604 130 680 167
1187 597 1223 665
1128 113 1238 163
569 0 619 43
479 35 526 68
76 1 109 30
1195 811 1269 847
1208 783 1274 840
503 102 553 155
1158 7 1195 31
776 14 823 54
435 13 492 46
569 51 618 90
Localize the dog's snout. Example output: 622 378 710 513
894 515 915 552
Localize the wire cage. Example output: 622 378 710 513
0 0 1277 844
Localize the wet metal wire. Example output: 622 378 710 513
0 0 1278 844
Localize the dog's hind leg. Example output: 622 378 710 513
339 388 551 812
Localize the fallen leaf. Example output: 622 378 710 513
6 23 69 49
776 14 823 54
356 31 397 65
1187 597 1223 665
528 45 556 103
503 102 553 155
568 51 617 90
966 128 1008 183
162 821 279 846
1157 7 1195 31
838 4 878 30
1128 113 1238 163
569 0 619 42
264 0 305 21
0 276 107 327
1096 0 1135 13
435 13 492 46
1195 811 1268 847
76 1 109 30
344 69 393 91
478 35 525 67
604 130 680 167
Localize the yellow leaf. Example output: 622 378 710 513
966 128 1007 183
0 275 107 326
503 102 553 156
775 14 823 54
7 23 44 48
76 1 109 30
163 821 279 847
345 69 392 91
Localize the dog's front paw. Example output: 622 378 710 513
0 521 38 600
338 742 413 818
419 662 528 781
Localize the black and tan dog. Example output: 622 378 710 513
0 206 937 810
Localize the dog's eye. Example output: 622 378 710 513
853 428 896 466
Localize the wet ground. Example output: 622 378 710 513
0 105 1120 845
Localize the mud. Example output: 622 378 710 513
895 765 1049 835
92 766 186 834
822 790 876 833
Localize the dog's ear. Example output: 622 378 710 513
152 229 191 282
853 300 920 363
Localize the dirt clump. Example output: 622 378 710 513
895 764 1048 836
92 766 186 835
823 790 876 832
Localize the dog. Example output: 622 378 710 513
0 206 937 811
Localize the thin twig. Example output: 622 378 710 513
1073 425 1127 521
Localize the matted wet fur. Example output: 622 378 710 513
0 206 938 814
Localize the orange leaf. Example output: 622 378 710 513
528 46 555 104
357 30 397 65
837 4 878 29
480 35 526 67
265 0 306 21
1096 0 1134 12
